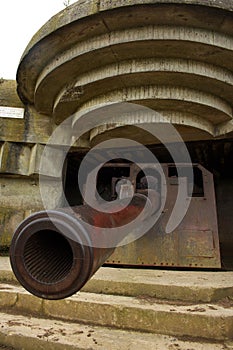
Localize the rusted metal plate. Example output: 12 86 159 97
106 163 221 268
178 230 214 258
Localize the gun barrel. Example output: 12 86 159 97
10 194 151 299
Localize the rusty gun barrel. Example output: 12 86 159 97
10 193 153 300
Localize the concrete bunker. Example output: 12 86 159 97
0 0 233 277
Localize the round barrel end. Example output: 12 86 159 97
10 210 93 300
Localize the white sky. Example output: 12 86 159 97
0 0 77 79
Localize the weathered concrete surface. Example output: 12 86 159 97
0 80 23 108
20 0 233 61
0 312 229 350
0 175 64 248
82 267 233 303
0 80 62 248
0 80 51 144
15 0 233 143
0 283 232 341
1 258 233 302
0 258 232 345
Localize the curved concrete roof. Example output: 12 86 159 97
19 0 233 56
16 0 233 143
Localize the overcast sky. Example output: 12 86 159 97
0 0 76 79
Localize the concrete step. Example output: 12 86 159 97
0 312 231 350
0 283 232 341
1 258 233 303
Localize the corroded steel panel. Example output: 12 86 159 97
106 163 221 268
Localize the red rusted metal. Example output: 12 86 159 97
10 193 151 300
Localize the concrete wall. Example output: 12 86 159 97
0 80 63 249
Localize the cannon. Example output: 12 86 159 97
10 161 222 300
10 188 158 300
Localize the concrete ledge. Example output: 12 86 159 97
21 0 233 59
0 284 232 340
1 258 233 303
0 312 229 350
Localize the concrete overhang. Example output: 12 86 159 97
16 0 233 144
